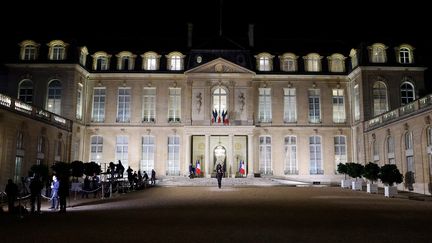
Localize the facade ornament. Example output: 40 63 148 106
425 115 431 125
404 123 409 131
386 128 391 136
146 129 151 135
196 92 202 113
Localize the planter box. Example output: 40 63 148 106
341 179 352 188
384 185 398 197
352 180 362 191
367 183 378 193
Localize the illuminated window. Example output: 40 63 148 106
334 136 347 167
304 53 322 72
212 87 228 122
46 80 62 115
116 51 136 70
168 88 181 122
369 43 387 63
167 135 180 175
284 136 297 175
259 136 272 175
283 88 296 123
116 135 129 172
92 52 111 70
142 88 156 122
19 40 39 60
309 136 323 174
332 89 345 123
308 89 321 123
117 87 131 123
92 87 105 122
258 88 272 122
142 52 160 70
279 53 297 72
373 81 388 116
396 44 414 64
47 40 68 60
328 53 345 72
141 136 155 173
166 52 184 71
255 52 274 71
90 136 103 163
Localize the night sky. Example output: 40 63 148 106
1 0 431 80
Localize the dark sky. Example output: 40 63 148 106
1 0 430 71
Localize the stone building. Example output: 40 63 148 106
1 31 431 194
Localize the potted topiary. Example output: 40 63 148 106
346 162 364 191
363 162 380 193
337 163 351 188
379 164 403 197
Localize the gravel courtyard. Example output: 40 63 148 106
1 182 432 243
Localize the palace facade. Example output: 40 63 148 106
1 33 431 194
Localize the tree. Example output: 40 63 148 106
346 162 364 181
29 164 49 182
363 162 380 184
337 163 348 179
70 161 84 181
51 162 71 177
379 164 403 186
84 162 101 176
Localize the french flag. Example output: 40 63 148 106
239 160 245 175
196 161 201 175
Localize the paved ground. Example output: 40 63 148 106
1 180 432 243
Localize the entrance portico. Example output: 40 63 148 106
184 126 254 178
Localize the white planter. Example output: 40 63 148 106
341 179 352 188
352 180 362 191
384 185 398 197
367 183 378 193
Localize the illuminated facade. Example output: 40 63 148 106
1 36 431 194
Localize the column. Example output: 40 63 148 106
247 134 254 178
184 134 191 176
205 134 210 178
228 134 235 178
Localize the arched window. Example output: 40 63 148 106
19 40 39 60
259 136 272 175
255 52 274 71
47 40 68 60
400 81 415 105
279 53 297 72
304 53 322 72
116 51 136 70
46 80 62 114
212 87 228 123
284 136 297 175
397 44 414 64
18 80 33 104
92 52 111 70
373 81 388 116
369 43 387 63
166 52 184 71
142 51 161 70
328 53 346 72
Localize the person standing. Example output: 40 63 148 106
5 179 18 214
151 169 156 185
216 163 224 189
58 175 69 213
49 175 59 210
29 175 43 214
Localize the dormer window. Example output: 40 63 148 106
47 40 68 60
19 40 40 60
92 52 111 71
79 47 88 66
279 53 298 72
328 53 346 73
255 52 274 71
166 52 185 71
116 51 136 71
349 49 358 68
369 43 387 63
141 51 161 70
303 53 322 72
396 44 414 64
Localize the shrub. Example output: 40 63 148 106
337 163 348 179
379 164 403 186
346 162 364 181
363 162 380 184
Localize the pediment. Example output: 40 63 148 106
185 58 255 74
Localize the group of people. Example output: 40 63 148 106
126 166 156 190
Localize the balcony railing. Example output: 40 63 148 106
0 93 72 131
366 94 432 130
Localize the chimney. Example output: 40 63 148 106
248 24 254 47
187 23 193 48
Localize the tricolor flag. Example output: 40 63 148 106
239 160 245 175
196 161 201 175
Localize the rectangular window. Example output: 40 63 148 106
14 156 23 183
354 85 360 121
284 88 297 123
117 87 131 123
52 46 64 60
24 46 36 60
90 136 103 163
284 136 297 174
308 89 321 123
283 59 296 72
141 136 155 173
92 87 105 122
168 88 181 122
334 136 347 168
373 141 379 162
76 83 83 120
407 156 414 172
167 135 180 175
258 88 272 122
37 136 45 153
170 57 181 70
116 136 129 173
146 57 157 70
259 136 272 175
259 57 270 71
16 132 23 149
309 136 323 174
332 89 346 123
142 88 156 122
